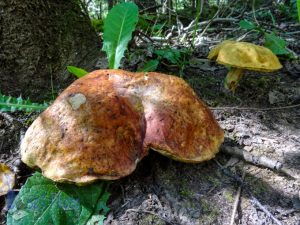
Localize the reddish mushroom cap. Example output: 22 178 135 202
21 70 224 184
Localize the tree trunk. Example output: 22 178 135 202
0 0 99 101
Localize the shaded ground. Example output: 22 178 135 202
102 66 300 225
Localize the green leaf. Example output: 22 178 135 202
154 48 189 64
264 32 290 55
102 2 139 69
0 93 48 112
239 20 257 30
7 172 110 225
297 0 300 22
138 60 159 72
67 66 89 78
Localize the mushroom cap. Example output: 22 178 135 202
208 40 282 72
21 70 224 184
21 71 147 184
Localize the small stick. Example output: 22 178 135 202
251 196 282 225
0 111 14 123
214 160 283 225
221 146 298 180
210 104 300 111
229 170 246 225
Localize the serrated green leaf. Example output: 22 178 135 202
67 66 89 78
239 20 257 30
7 172 110 225
102 2 139 69
0 93 48 112
138 60 159 72
264 32 290 55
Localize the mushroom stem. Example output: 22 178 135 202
225 68 244 92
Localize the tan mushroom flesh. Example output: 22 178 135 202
21 70 224 184
208 40 282 91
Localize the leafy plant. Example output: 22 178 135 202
7 172 110 225
277 0 299 21
138 60 159 72
102 2 139 69
67 66 89 78
0 93 48 112
154 48 190 64
264 32 290 55
239 20 292 57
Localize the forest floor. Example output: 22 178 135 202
1 17 300 225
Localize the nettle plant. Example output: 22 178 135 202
4 2 138 225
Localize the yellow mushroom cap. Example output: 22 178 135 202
208 41 282 72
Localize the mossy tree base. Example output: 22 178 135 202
0 0 99 101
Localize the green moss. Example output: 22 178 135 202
198 199 219 224
223 188 235 203
207 176 221 187
179 187 193 198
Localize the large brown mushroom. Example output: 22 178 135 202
21 70 224 184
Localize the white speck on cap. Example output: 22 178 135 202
68 93 86 110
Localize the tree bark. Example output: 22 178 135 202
0 0 99 101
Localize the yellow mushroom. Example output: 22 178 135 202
208 40 282 92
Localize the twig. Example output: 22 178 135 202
197 8 221 42
277 208 300 219
0 111 14 123
214 160 283 225
251 196 282 225
136 30 154 43
236 30 257 41
210 104 300 111
126 209 176 225
184 18 238 32
0 111 25 127
230 170 246 225
252 0 259 26
221 146 299 180
139 4 162 14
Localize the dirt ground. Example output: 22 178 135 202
1 63 299 225
1 23 300 225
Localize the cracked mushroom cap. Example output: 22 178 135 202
208 40 282 72
21 70 224 184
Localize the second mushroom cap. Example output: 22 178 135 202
208 40 282 91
